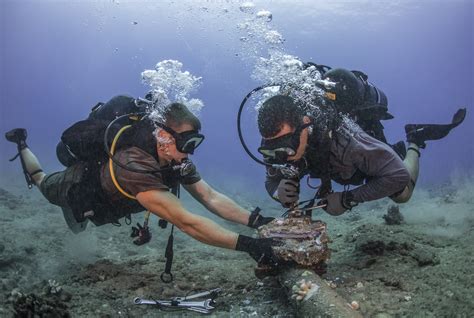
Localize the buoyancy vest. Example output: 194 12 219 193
57 95 160 226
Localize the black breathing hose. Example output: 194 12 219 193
237 84 281 167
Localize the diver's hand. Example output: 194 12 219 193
248 207 275 229
320 191 358 216
235 235 281 266
277 179 300 208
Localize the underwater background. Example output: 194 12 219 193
0 1 473 317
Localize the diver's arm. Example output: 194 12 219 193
183 180 250 225
136 189 238 249
348 133 411 202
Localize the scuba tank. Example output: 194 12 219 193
309 65 393 122
56 95 150 167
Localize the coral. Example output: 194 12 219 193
291 279 320 301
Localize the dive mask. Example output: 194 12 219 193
155 123 205 154
258 122 312 163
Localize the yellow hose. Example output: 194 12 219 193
109 125 136 200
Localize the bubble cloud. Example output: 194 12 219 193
141 60 204 123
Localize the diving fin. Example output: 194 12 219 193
405 108 467 148
5 128 28 150
62 207 88 234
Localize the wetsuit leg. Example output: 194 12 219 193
391 143 420 203
19 148 47 186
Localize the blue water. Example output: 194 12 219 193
1 0 472 193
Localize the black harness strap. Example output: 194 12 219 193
9 150 35 189
160 185 179 283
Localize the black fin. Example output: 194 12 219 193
405 108 467 148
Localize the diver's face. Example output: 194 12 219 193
156 123 194 163
265 116 311 162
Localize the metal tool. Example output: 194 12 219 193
133 288 221 314
289 203 327 214
283 203 328 218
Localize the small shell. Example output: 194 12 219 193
297 290 307 296
350 301 360 310
296 295 304 301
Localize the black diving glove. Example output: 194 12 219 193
277 179 300 208
235 235 280 266
247 207 275 229
320 191 358 216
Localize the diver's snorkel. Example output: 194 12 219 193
237 85 301 180
104 113 197 177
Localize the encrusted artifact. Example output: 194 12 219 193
256 216 330 276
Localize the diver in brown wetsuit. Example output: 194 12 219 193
5 96 279 273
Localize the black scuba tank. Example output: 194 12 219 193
321 68 393 121
57 95 143 167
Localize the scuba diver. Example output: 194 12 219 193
5 94 279 277
240 66 467 215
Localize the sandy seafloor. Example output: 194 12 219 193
0 174 473 317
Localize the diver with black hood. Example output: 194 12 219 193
238 66 467 215
5 94 279 280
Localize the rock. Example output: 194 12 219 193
383 205 404 225
379 277 401 289
24 246 36 255
59 291 72 302
410 248 439 266
12 293 70 317
1 278 14 291
358 240 386 256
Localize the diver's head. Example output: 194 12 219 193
322 68 365 112
257 95 312 163
155 103 204 162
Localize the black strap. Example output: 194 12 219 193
9 148 34 189
248 207 261 227
407 146 421 158
124 214 132 225
316 130 333 199
161 185 180 283
160 225 174 283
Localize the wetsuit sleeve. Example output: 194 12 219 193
112 147 169 196
265 166 282 199
346 132 410 203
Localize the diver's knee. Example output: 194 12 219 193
391 186 413 204
33 172 46 187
